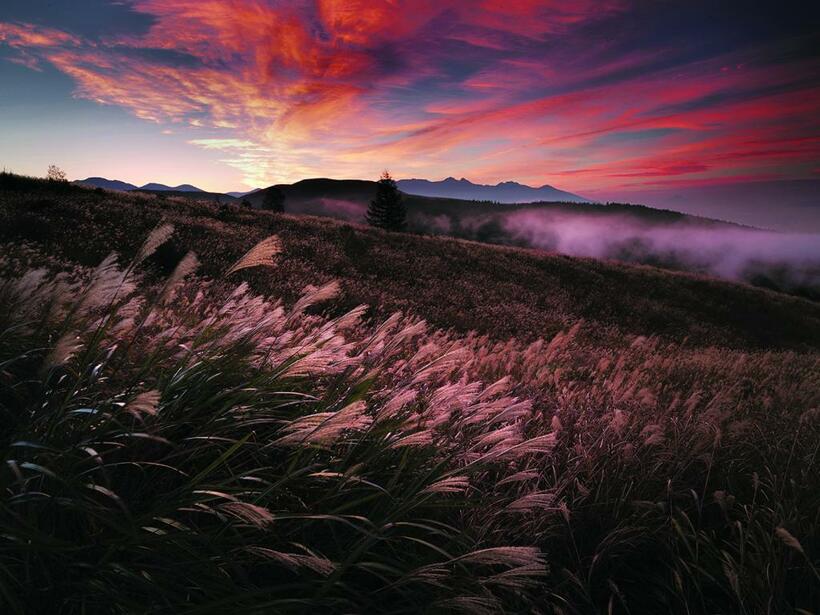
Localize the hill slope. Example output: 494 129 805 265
247 178 729 236
246 178 819 298
2 174 818 350
248 177 699 224
4 176 819 614
132 188 237 204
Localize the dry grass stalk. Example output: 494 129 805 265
226 235 282 276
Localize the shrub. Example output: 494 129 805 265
46 165 67 182
261 187 285 213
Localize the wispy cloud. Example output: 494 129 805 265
1 0 817 191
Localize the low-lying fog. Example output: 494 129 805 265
498 211 820 297
300 198 820 298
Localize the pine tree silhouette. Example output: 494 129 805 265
366 171 406 232
262 187 285 213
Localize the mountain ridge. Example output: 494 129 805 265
245 177 737 228
138 182 203 192
73 175 589 204
73 177 138 191
73 176 762 234
74 177 204 192
397 177 590 203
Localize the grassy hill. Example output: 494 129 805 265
2 174 817 350
67 176 817 299
132 187 238 204
244 178 819 299
0 174 818 613
248 177 725 228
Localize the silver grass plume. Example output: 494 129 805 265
158 251 199 304
457 546 545 568
42 330 82 373
246 547 335 576
292 281 341 315
421 476 470 495
226 235 282 276
125 390 161 418
775 527 804 554
135 223 174 264
78 253 136 314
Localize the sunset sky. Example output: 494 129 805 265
1 0 818 218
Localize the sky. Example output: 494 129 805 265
0 0 818 226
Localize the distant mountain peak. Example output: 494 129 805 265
72 177 211 193
73 177 138 191
140 182 204 192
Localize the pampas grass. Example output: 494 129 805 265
1 230 818 614
226 235 282 275
41 329 81 371
135 223 174 264
158 250 199 304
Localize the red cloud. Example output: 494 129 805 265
0 22 81 48
0 0 817 190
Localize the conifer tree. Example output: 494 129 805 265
262 187 286 213
366 171 406 232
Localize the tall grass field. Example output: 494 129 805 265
0 176 818 613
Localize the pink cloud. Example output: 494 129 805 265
0 1 817 192
0 22 82 48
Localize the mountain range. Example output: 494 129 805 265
74 176 589 204
141 182 202 192
75 175 739 235
397 177 589 203
74 177 204 192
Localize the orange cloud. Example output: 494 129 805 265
0 1 817 192
0 22 81 47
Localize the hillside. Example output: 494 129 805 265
246 178 735 238
1 173 818 614
2 174 818 350
247 178 713 226
133 188 237 204
75 177 816 301
616 179 820 232
246 178 818 298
